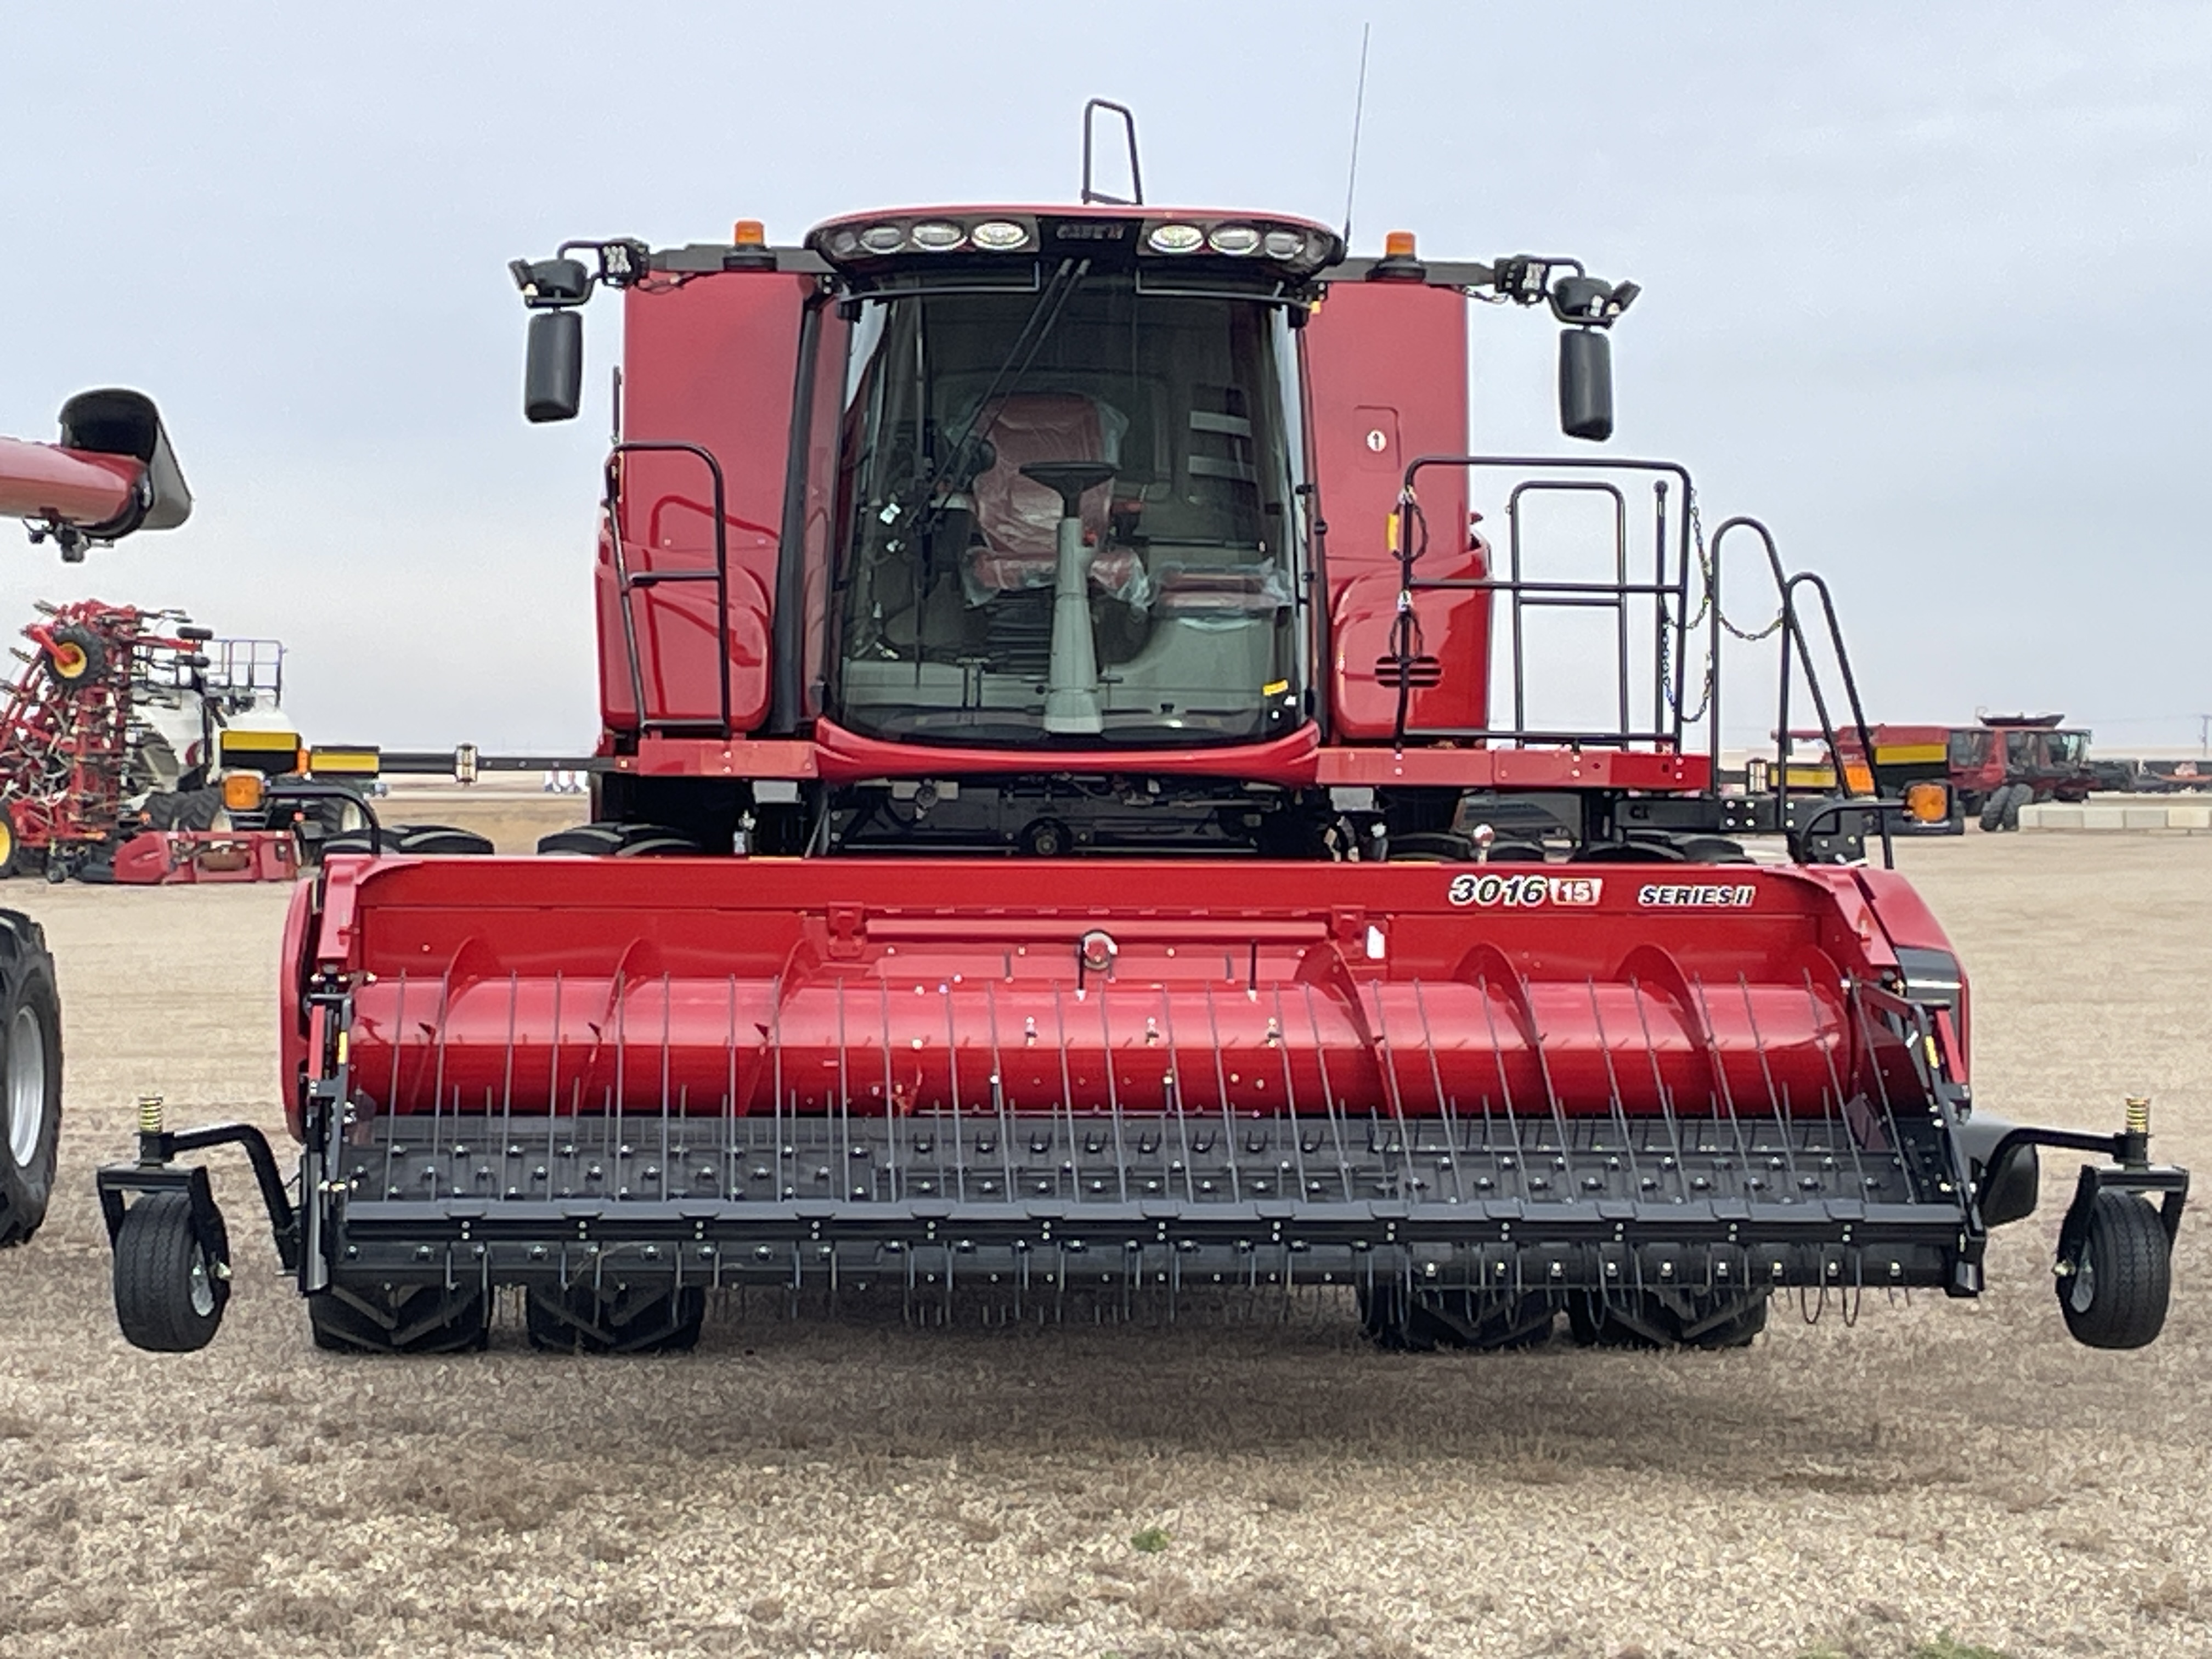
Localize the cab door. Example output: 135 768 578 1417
1302 279 1480 740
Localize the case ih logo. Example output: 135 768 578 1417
1448 873 1604 909
1637 882 1758 908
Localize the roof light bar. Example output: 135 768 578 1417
809 215 1041 264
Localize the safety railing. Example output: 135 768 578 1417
1388 454 1893 862
605 439 733 737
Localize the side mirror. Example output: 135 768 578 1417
1558 328 1613 442
524 310 584 424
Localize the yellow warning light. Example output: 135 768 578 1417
1383 229 1418 259
1904 781 1950 823
221 771 266 813
732 219 767 247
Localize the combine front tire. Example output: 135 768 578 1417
1358 1285 1555 1352
0 920 61 1248
112 1192 229 1351
321 823 494 857
525 1282 706 1353
1568 1290 1768 1350
308 1284 490 1354
2058 1190 2171 1350
537 822 700 858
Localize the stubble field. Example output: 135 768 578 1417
0 809 2206 1659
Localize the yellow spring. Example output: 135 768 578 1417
2125 1096 2151 1137
137 1093 164 1136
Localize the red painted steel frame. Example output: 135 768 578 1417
604 727 1711 791
281 853 1951 1139
110 829 299 885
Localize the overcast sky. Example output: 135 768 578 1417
5 2 2208 753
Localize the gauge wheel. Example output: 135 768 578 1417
43 625 107 686
2057 1189 2171 1350
112 1190 230 1351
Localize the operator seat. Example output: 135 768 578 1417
967 393 1142 600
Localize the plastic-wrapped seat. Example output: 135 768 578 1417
966 394 1142 600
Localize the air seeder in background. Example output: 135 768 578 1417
0 388 195 1246
94 112 2186 1357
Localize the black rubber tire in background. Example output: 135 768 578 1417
394 825 494 856
1674 834 1754 864
1980 782 2031 833
525 1283 706 1353
43 624 108 686
1568 1290 1769 1350
2058 1190 2171 1350
537 821 701 858
0 914 62 1248
112 1191 230 1351
141 787 224 833
1357 1284 1556 1352
1384 832 1475 862
308 1284 491 1354
322 822 494 858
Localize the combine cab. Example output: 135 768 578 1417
96 151 2186 1354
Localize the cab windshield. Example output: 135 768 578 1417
830 273 1305 747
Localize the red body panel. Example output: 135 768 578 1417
110 830 299 884
602 272 811 733
602 730 1709 792
284 854 1927 1139
1302 281 1480 740
0 437 144 527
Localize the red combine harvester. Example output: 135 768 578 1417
97 133 2186 1355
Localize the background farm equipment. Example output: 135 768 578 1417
0 392 160 1245
96 117 2187 1357
0 598 301 882
1777 713 2124 835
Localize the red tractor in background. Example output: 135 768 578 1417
95 120 2187 1358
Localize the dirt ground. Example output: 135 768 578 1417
1 830 2207 1659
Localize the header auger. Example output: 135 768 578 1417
95 121 2185 1356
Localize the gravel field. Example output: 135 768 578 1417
1 822 2206 1659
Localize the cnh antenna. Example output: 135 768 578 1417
1342 23 1372 245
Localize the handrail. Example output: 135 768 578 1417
604 439 733 738
1390 454 1696 760
1709 515 1893 870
